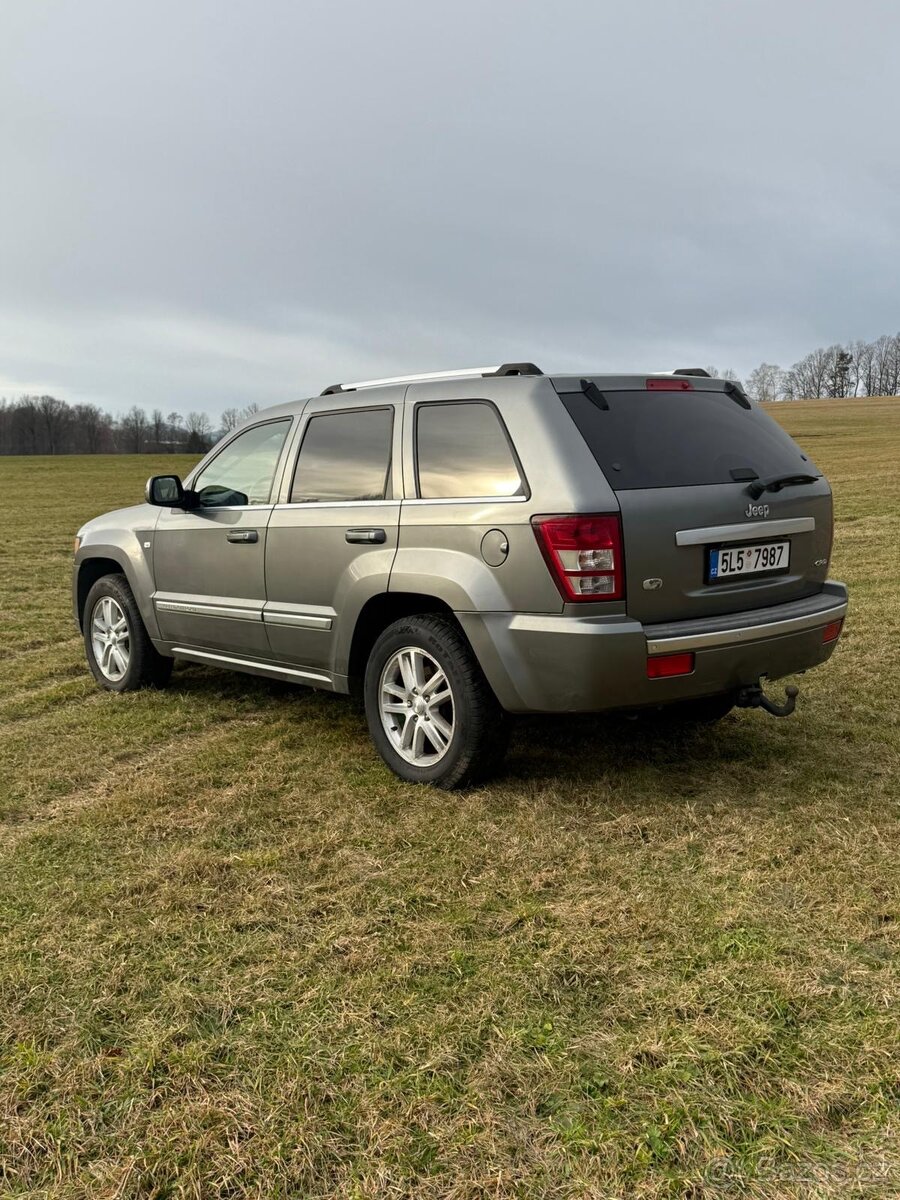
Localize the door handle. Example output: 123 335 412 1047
226 529 258 543
345 528 386 544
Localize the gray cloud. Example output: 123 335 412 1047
2 0 899 416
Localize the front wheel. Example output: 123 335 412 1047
364 614 508 789
83 573 173 692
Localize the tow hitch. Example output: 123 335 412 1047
736 682 799 718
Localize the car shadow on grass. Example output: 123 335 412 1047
167 662 788 801
502 709 773 792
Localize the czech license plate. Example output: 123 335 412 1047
709 541 790 580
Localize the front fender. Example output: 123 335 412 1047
73 526 159 638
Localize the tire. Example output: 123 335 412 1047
364 614 509 789
83 573 174 692
644 692 737 725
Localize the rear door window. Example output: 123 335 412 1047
290 407 393 503
559 386 817 490
415 401 526 499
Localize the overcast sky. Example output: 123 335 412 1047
2 0 899 417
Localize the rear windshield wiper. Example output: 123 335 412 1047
747 472 820 499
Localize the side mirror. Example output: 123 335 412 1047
146 474 187 506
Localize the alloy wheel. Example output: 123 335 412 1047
378 646 456 765
90 595 131 682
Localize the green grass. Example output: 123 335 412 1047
1 402 898 1198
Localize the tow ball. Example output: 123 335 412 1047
736 682 799 718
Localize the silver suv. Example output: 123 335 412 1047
73 364 848 788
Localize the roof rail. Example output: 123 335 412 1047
485 362 544 378
320 361 543 395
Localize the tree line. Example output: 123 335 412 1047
745 332 900 402
0 398 259 456
3 332 900 454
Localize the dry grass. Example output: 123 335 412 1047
0 399 898 1198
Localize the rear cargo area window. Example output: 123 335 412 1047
415 401 525 499
560 388 817 490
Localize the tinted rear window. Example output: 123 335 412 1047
415 401 525 499
560 388 816 490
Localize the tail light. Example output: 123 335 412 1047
822 619 843 644
532 514 624 601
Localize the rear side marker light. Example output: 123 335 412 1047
532 514 624 602
647 652 695 679
822 619 843 644
646 378 693 391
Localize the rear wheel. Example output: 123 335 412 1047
364 614 508 789
83 573 173 692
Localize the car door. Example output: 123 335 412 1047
263 393 403 675
152 417 293 656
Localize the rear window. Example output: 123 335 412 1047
415 401 526 499
559 387 817 490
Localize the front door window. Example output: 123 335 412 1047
192 420 291 508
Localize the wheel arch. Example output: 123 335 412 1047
74 545 160 640
345 592 459 691
75 555 129 630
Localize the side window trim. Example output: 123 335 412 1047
412 398 530 501
284 404 396 506
189 417 294 509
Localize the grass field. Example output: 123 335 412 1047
1 398 898 1198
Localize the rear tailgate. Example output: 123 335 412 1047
555 379 834 624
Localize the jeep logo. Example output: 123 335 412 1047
745 502 770 518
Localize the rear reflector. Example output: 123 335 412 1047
532 514 624 602
646 377 693 391
647 652 695 679
822 619 843 644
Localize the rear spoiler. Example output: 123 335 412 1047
549 374 752 410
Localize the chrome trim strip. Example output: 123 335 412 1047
272 499 399 510
263 611 333 630
401 495 529 506
646 601 847 654
175 504 274 514
156 599 263 621
675 517 815 546
170 646 331 684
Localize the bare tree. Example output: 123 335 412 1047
37 395 70 454
746 363 783 403
788 347 830 399
221 407 242 433
72 403 111 452
12 398 40 453
185 411 213 453
165 411 184 451
854 338 878 396
881 333 900 396
242 402 260 419
120 406 148 453
150 408 166 450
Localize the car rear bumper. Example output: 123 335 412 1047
458 581 848 714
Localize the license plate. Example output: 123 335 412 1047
709 540 790 580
